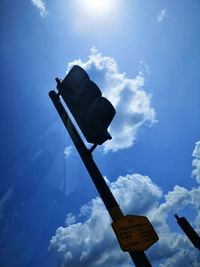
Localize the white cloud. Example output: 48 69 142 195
64 145 74 159
157 9 167 22
49 141 200 266
0 187 13 218
192 140 200 184
155 185 192 220
49 174 162 267
65 213 77 226
31 0 47 17
67 48 156 152
139 60 150 75
159 248 200 267
49 49 200 267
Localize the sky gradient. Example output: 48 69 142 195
0 1 200 266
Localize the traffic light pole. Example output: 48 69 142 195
49 90 152 267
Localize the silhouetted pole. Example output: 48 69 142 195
49 90 152 267
175 214 200 251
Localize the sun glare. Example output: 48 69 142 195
80 0 114 16
71 0 121 34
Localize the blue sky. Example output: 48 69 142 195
0 1 200 266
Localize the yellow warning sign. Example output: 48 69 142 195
112 215 159 252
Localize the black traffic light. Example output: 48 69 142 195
49 67 153 267
55 65 115 145
174 214 200 250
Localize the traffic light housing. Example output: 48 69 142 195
56 65 115 145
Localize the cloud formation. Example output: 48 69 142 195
0 187 13 218
64 145 74 159
157 9 167 22
49 174 162 267
49 50 199 266
66 47 156 152
49 141 200 266
192 140 200 184
31 0 47 17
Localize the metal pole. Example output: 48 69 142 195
49 90 152 267
175 214 200 251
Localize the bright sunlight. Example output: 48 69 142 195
70 0 122 35
80 0 116 16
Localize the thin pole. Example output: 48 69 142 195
49 90 152 267
184 251 195 267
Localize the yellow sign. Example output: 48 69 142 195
112 215 159 252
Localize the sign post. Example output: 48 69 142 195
112 215 159 252
49 66 158 266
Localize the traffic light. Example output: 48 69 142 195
55 65 116 145
174 214 200 250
